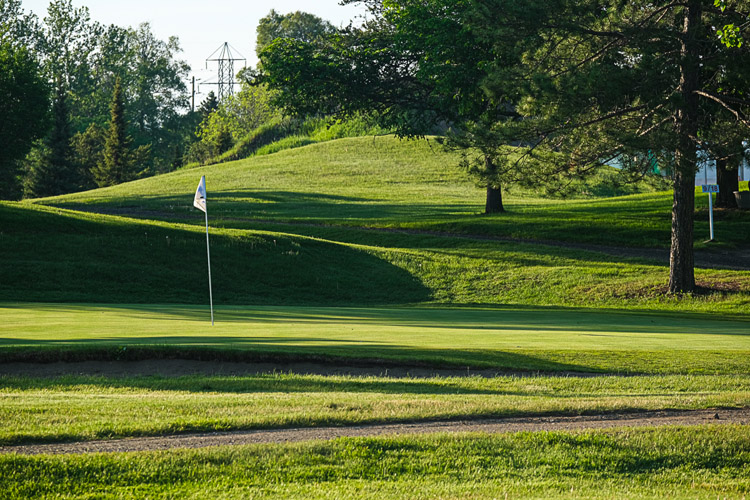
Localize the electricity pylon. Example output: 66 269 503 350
205 43 246 101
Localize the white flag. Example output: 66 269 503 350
193 175 207 213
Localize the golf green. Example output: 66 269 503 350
2 303 748 351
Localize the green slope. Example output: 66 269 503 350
0 203 428 305
34 135 750 249
2 136 748 311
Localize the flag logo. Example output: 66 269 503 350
194 175 207 213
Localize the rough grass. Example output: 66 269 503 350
0 373 748 445
2 427 749 499
3 136 749 497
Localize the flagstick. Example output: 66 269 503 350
204 209 214 326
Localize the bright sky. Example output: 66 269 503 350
21 0 367 99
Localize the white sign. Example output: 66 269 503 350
701 184 719 193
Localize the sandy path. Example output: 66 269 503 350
3 408 748 456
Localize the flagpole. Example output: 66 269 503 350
204 208 214 326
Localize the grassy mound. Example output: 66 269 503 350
36 136 750 249
0 203 427 305
2 136 747 311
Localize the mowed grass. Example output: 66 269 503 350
2 203 749 313
2 136 749 498
3 427 750 499
2 303 750 374
35 135 750 249
1 373 748 445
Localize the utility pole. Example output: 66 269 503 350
191 76 196 112
204 43 246 101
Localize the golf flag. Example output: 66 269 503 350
194 175 207 213
193 175 214 325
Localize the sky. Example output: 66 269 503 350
20 0 367 100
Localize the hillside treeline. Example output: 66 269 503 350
0 0 201 199
0 2 378 200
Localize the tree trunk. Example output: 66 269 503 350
669 170 696 293
484 155 504 214
669 0 701 294
715 158 739 208
485 185 504 213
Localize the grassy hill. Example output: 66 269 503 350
0 136 746 314
35 136 750 249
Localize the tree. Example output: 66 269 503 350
92 77 147 187
38 0 101 118
468 0 750 292
0 38 49 199
70 122 105 191
197 91 219 121
24 82 79 197
256 9 337 57
259 2 520 213
0 0 40 48
86 23 189 173
264 0 750 293
189 83 280 163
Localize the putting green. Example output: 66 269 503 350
2 303 748 350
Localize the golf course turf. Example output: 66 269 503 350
2 135 749 499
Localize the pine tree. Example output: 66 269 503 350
197 91 219 121
92 76 134 187
24 82 78 197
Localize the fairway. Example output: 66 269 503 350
3 303 749 374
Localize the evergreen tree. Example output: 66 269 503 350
198 91 219 121
70 122 105 191
92 77 137 187
24 82 79 197
263 0 750 292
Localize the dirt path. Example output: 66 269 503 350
3 408 748 456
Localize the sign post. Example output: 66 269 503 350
701 184 719 241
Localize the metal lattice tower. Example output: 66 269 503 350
205 43 246 101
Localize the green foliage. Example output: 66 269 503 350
0 0 40 47
715 0 747 47
26 3 190 184
188 111 388 166
187 84 280 164
91 78 148 187
196 91 218 120
256 9 336 57
0 37 49 199
23 83 80 198
70 122 104 191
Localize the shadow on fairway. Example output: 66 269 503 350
45 190 477 224
0 340 592 381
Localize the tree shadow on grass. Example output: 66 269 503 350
0 337 592 375
47 190 477 224
0 203 432 306
31 303 748 336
